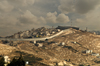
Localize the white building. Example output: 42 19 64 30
4 56 10 63
92 53 99 56
60 42 65 46
4 56 8 63
82 50 92 54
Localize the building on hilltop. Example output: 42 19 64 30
56 26 79 30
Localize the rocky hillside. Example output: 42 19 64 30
17 29 100 66
1 28 100 66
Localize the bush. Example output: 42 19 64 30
0 57 5 66
45 39 48 41
8 54 25 66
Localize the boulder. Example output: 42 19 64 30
36 43 43 47
57 61 64 66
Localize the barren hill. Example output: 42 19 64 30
1 28 100 66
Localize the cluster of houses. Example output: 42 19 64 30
5 26 80 39
6 27 61 39
82 50 100 56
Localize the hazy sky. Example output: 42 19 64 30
0 0 100 36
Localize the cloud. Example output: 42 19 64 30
58 0 100 14
19 11 70 25
57 13 70 23
46 12 70 23
75 19 84 23
18 10 47 25
46 12 57 23
30 0 60 17
8 0 35 6
74 6 100 30
0 0 13 12
58 0 100 30
0 16 18 27
75 0 100 14
58 0 75 14
19 10 38 24
0 0 100 36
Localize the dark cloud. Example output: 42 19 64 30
59 0 100 14
75 0 100 14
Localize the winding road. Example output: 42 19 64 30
0 29 70 41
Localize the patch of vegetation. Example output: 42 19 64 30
79 65 85 66
23 54 43 64
48 41 55 45
45 39 48 41
42 47 45 49
15 51 27 55
94 60 100 63
64 46 78 53
36 50 38 53
2 40 9 44
15 51 43 65
8 54 25 66
0 57 5 66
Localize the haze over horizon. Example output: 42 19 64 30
0 0 100 36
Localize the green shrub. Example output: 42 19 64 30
0 57 5 66
8 54 25 66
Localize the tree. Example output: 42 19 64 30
45 39 48 41
8 53 25 66
0 57 5 66
17 54 25 66
7 57 18 66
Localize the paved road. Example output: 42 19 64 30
0 29 70 41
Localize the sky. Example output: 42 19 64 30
0 0 100 36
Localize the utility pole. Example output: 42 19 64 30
71 19 72 27
86 27 87 32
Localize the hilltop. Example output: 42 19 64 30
5 27 61 39
1 27 100 66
